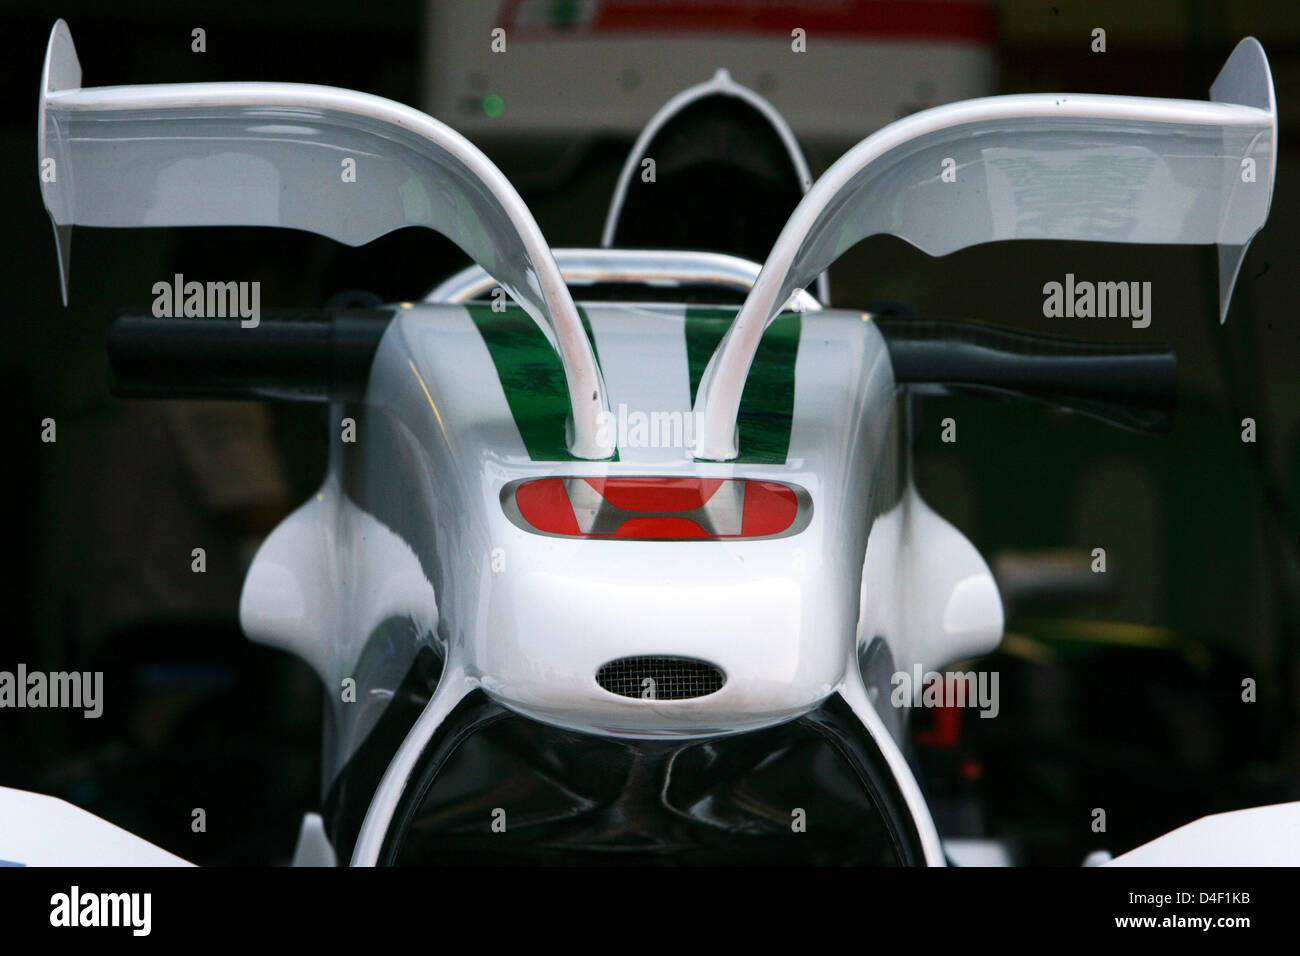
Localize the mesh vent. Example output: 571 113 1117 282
596 656 725 700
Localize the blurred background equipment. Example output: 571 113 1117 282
422 0 998 149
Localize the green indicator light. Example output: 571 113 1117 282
483 94 504 118
552 0 579 27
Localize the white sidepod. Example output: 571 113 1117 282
240 482 439 689
860 485 1005 683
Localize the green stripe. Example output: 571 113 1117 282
467 302 798 463
685 307 801 464
466 303 614 461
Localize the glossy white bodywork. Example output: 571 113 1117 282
234 300 988 866
428 248 824 311
1106 802 1300 866
0 787 191 866
862 485 1005 679
291 813 338 867
242 303 997 738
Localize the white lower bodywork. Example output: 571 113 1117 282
1107 802 1300 866
0 787 191 867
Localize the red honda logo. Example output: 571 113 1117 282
501 477 812 540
